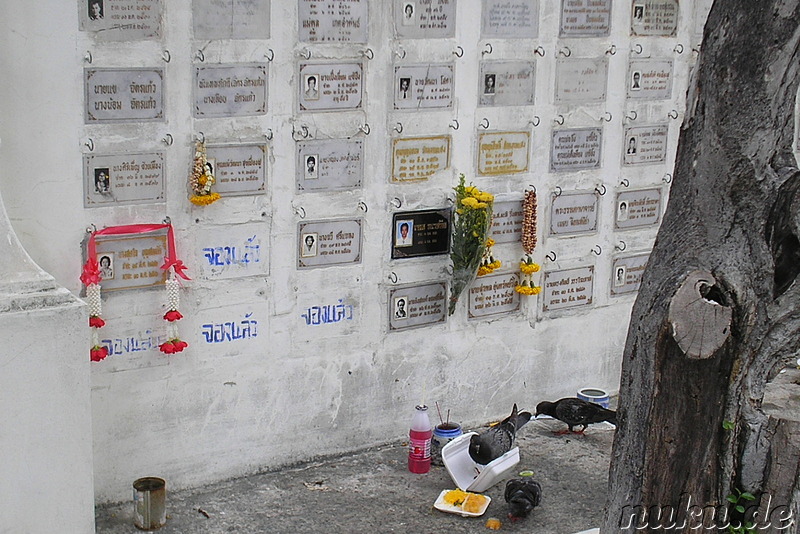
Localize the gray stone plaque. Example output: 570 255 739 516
79 0 162 41
196 222 268 281
623 124 668 165
393 0 456 39
206 144 267 196
299 62 364 112
468 272 521 319
550 191 599 236
559 0 611 37
614 188 662 230
90 231 168 292
543 266 594 311
193 0 270 40
554 58 608 104
480 0 539 39
388 282 447 331
491 200 524 244
631 0 679 36
84 68 164 123
550 128 602 172
194 63 268 118
84 152 165 208
627 59 674 100
391 136 451 183
393 64 455 110
478 61 535 107
611 252 649 296
296 139 364 192
477 131 531 176
297 219 363 269
299 0 368 43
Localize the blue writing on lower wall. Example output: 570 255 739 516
301 299 354 325
202 312 258 343
102 330 166 355
203 235 261 266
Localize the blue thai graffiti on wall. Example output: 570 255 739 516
300 299 354 326
202 312 258 343
102 330 166 355
202 234 261 267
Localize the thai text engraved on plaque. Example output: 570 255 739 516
468 272 521 319
393 64 455 110
85 68 164 123
389 282 448 331
614 188 663 230
89 231 168 292
550 191 599 236
206 144 267 196
622 124 668 165
478 61 536 107
554 57 608 104
193 0 271 40
297 219 363 269
611 253 650 296
559 0 612 37
394 0 456 39
491 200 524 244
84 152 165 207
391 209 452 259
631 0 679 37
299 61 364 112
79 0 162 41
194 63 268 118
296 139 364 192
299 0 368 43
627 59 674 100
480 0 539 39
477 131 531 176
391 136 451 183
550 128 602 172
543 265 595 311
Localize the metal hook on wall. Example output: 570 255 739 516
85 138 95 152
620 178 630 188
591 244 602 256
632 43 643 54
162 133 174 146
84 50 93 64
393 122 404 134
668 109 679 120
162 50 171 63
482 43 493 56
599 112 612 122
444 265 454 276
195 50 205 62
163 216 172 225
626 110 638 121
294 206 306 219
195 131 205 144
394 48 407 60
299 49 312 60
546 251 557 262
388 272 398 284
358 123 371 135
264 129 273 141
534 46 546 57
361 48 374 60
553 186 563 198
527 185 537 193
296 125 309 138
674 44 684 54
265 49 275 62
615 240 627 252
86 223 98 234
606 44 617 56
357 200 368 213
595 184 607 196
449 119 460 130
452 45 464 58
479 117 490 129
663 173 673 184
554 115 565 125
529 116 541 127
391 197 402 208
559 46 572 57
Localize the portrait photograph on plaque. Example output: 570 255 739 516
391 209 451 259
84 152 165 208
393 0 456 39
84 229 169 292
393 64 455 110
298 62 364 112
205 144 267 197
79 0 163 40
622 124 668 166
610 253 650 296
478 61 535 107
296 139 364 192
631 0 678 36
614 188 663 230
388 282 448 331
297 219 363 269
626 59 674 100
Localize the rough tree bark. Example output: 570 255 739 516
602 1 800 533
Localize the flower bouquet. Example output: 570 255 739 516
449 174 494 315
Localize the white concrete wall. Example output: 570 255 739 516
0 0 711 505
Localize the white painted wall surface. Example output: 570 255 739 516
0 0 711 505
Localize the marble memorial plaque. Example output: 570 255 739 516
554 58 608 104
388 282 448 331
193 0 271 40
611 252 649 296
480 0 539 39
194 63 268 118
91 230 168 292
477 131 531 176
391 136 451 182
491 200 524 244
299 0 368 43
550 191 599 236
79 0 162 41
627 59 674 100
622 124 668 166
84 152 165 207
297 219 362 269
197 222 268 281
393 64 455 110
559 0 612 37
478 61 535 107
550 128 602 172
543 265 594 311
614 188 662 230
84 68 164 123
391 209 451 259
631 0 679 37
468 272 521 319
297 139 364 192
393 0 456 39
206 144 267 196
299 62 364 112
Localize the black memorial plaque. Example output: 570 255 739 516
391 209 452 259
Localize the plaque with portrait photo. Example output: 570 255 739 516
85 230 169 292
391 209 451 259
622 124 668 166
627 59 674 100
296 139 364 192
393 0 456 39
298 62 364 112
478 61 535 107
297 219 363 269
631 0 678 37
84 152 165 208
614 188 663 230
79 0 162 41
393 64 455 110
611 253 650 296
388 282 448 331
205 144 267 196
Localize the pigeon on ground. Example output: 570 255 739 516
504 477 542 521
535 397 617 434
468 404 532 465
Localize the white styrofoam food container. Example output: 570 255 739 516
441 431 520 492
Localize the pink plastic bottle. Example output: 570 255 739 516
408 405 432 474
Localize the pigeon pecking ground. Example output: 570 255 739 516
95 417 615 534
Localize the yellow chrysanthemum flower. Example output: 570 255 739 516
486 238 496 247
531 286 542 295
520 262 540 274
461 197 480 209
475 201 488 209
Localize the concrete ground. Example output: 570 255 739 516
95 418 614 534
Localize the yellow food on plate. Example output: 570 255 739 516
485 517 502 529
463 493 487 513
443 488 468 506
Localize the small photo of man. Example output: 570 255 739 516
94 167 110 194
394 296 408 319
402 2 415 25
626 136 638 155
304 74 319 101
633 4 644 21
399 77 411 99
305 155 318 179
395 220 413 247
631 71 642 91
89 0 104 20
301 232 318 258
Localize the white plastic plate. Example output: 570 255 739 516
433 489 491 517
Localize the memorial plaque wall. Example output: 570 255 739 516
477 131 531 176
296 139 364 192
83 152 165 207
543 266 595 312
299 62 364 112
614 188 663 230
297 219 363 269
610 253 650 296
391 136 451 183
550 191 599 236
627 59 674 100
393 0 456 39
206 144 267 196
388 282 448 331
550 128 602 172
393 64 455 110
194 64 268 118
298 0 368 43
193 0 271 40
478 61 536 107
90 230 169 292
85 68 165 123
480 0 539 39
622 124 668 166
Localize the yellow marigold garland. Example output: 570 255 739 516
189 139 222 206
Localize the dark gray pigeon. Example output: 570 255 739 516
535 397 617 434
468 404 531 465
504 477 542 521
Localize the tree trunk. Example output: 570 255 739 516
602 1 800 533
